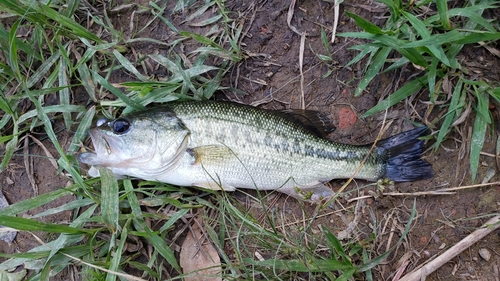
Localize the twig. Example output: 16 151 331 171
434 181 500 192
23 136 37 196
332 0 339 43
287 0 302 36
478 41 500 59
287 0 306 109
383 191 455 196
480 151 500 158
399 215 500 281
299 33 306 109
347 181 500 202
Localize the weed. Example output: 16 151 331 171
208 191 418 280
0 0 239 279
1 0 497 280
337 0 500 182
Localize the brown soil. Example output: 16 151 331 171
1 0 499 280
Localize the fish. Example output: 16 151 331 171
79 100 433 202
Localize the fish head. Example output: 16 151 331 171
79 109 190 177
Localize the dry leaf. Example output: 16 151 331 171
180 218 222 281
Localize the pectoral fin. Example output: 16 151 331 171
187 145 236 166
188 145 237 192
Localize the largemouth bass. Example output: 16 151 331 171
79 101 433 202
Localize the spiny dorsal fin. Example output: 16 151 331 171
278 109 336 137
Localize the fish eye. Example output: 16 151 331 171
112 118 131 134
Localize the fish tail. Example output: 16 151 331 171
377 127 433 182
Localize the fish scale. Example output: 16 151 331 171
168 102 378 187
79 100 433 202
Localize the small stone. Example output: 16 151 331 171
432 234 440 244
478 248 491 261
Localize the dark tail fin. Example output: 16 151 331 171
377 127 433 182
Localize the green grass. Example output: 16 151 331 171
0 0 241 279
0 0 499 280
335 0 500 182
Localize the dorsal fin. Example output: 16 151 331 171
277 109 336 137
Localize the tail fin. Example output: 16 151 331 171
377 127 433 182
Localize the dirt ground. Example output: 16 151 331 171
1 0 500 280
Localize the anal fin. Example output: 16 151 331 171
277 184 335 203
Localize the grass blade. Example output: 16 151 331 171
361 75 427 117
159 209 189 232
0 215 92 234
322 226 351 263
34 2 102 42
134 219 181 273
26 50 61 88
0 134 18 173
99 168 120 232
91 70 146 110
402 11 451 67
455 32 500 45
59 56 72 130
17 104 85 124
427 57 439 100
124 179 181 273
77 62 97 102
106 225 127 281
242 258 353 272
354 47 391 96
67 106 95 153
436 0 452 30
345 11 385 34
402 30 466 48
358 199 417 272
435 79 464 149
112 50 149 81
470 91 489 183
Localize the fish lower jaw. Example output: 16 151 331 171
78 152 99 165
88 166 100 177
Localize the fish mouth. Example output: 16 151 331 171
89 128 112 157
79 128 117 166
